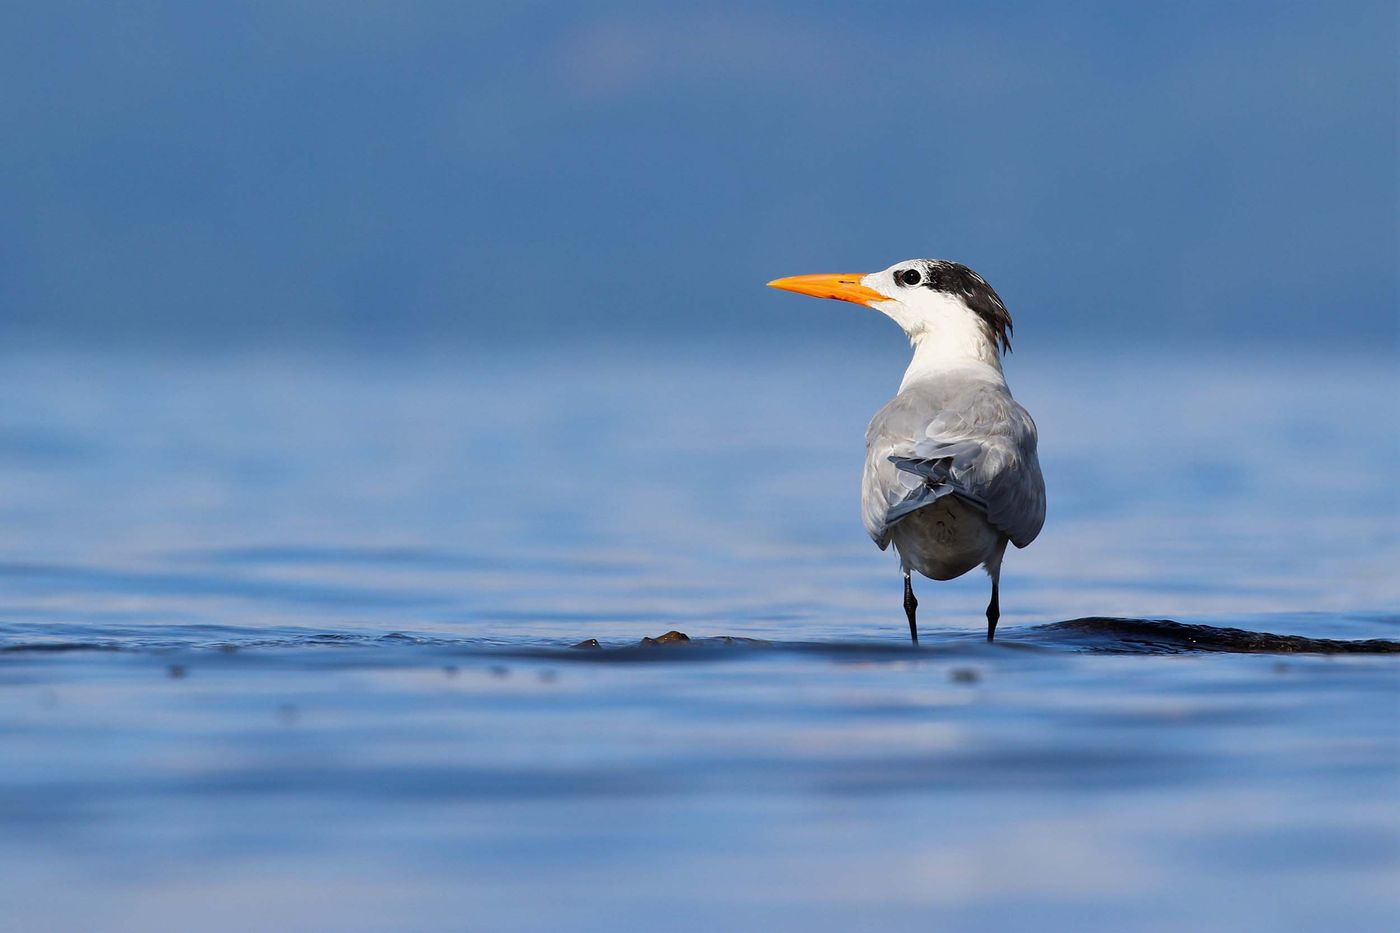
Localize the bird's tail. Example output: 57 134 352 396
883 455 988 528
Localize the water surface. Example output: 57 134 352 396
1 347 1396 931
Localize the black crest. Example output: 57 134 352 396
919 260 1014 353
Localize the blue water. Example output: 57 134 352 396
1 346 1397 932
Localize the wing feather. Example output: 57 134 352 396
863 376 1045 549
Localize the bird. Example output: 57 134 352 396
767 259 1045 643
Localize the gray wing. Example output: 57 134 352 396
862 377 1046 550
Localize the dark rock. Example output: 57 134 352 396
640 630 690 646
571 638 601 649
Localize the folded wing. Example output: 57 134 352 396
863 378 1046 550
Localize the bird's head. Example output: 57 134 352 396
768 259 1013 357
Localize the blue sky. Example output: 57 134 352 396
2 1 1395 351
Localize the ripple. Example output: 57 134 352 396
3 618 1396 659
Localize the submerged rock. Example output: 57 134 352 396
639 630 690 646
701 635 770 647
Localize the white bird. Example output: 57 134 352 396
768 259 1045 643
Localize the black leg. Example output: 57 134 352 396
985 578 1000 642
903 572 919 644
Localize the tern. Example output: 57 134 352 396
768 259 1045 643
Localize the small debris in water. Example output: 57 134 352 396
167 664 187 679
538 670 558 684
949 667 980 684
442 665 459 678
640 630 690 646
489 665 510 678
571 639 601 649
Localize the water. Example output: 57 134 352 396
1 346 1396 932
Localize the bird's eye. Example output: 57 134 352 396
898 268 922 287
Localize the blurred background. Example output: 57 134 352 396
1 4 1397 932
3 0 1395 354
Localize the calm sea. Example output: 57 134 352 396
1 345 1396 931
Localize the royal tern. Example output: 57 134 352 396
768 259 1045 643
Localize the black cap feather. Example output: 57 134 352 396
918 260 1013 353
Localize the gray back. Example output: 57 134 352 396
863 372 1046 549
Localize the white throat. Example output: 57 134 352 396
877 295 1005 391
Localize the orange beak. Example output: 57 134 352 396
767 273 887 307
